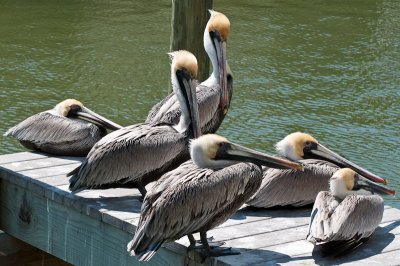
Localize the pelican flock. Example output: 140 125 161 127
247 132 388 208
4 99 122 156
3 8 396 263
307 168 395 256
127 134 303 260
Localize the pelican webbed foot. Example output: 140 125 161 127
187 235 225 250
197 232 240 262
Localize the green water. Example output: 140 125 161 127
1 0 399 206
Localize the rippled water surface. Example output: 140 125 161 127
1 0 399 206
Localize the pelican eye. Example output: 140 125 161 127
68 104 82 115
209 31 222 42
176 68 191 81
304 141 317 152
215 142 231 159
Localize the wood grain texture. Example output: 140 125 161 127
0 152 48 164
0 179 199 266
1 152 400 266
170 0 213 83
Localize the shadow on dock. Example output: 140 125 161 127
230 205 312 221
309 220 400 265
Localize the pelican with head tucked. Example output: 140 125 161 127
146 10 232 134
4 99 122 156
247 132 388 208
307 168 395 257
68 50 201 197
127 134 303 261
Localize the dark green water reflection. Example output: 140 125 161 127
1 0 399 206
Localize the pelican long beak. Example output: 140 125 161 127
354 175 395 195
216 142 304 170
74 107 122 131
210 30 229 113
309 144 387 184
176 69 201 139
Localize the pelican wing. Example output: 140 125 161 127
329 194 384 241
247 159 338 208
307 191 384 243
128 161 262 257
4 112 104 155
145 92 179 124
69 123 188 190
307 191 339 243
145 84 221 133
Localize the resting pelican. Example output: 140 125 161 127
127 134 304 261
247 132 388 208
146 10 232 134
68 50 201 197
307 168 395 256
4 99 122 156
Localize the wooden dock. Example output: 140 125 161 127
0 151 399 265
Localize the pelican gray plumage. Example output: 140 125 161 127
68 50 201 197
4 99 122 156
145 10 232 134
307 168 395 256
247 132 388 208
127 134 304 261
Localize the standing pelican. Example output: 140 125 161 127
307 168 395 256
4 99 122 156
127 134 304 261
146 10 232 134
247 132 388 208
68 50 201 197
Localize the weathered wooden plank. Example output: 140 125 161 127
0 163 79 192
77 187 141 199
1 157 82 172
0 152 48 164
314 248 400 266
208 214 310 243
219 206 311 228
1 153 400 266
273 222 400 266
0 178 206 266
27 174 68 198
37 174 70 187
101 199 142 230
44 184 73 205
18 163 80 179
216 210 400 265
218 207 400 252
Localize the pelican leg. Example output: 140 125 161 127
196 236 225 247
187 234 197 250
137 184 147 201
187 234 225 250
199 231 240 259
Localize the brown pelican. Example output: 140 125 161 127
247 132 388 208
307 168 395 256
4 99 122 156
146 10 232 134
68 50 201 197
127 134 304 261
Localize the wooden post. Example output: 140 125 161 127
170 0 213 86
